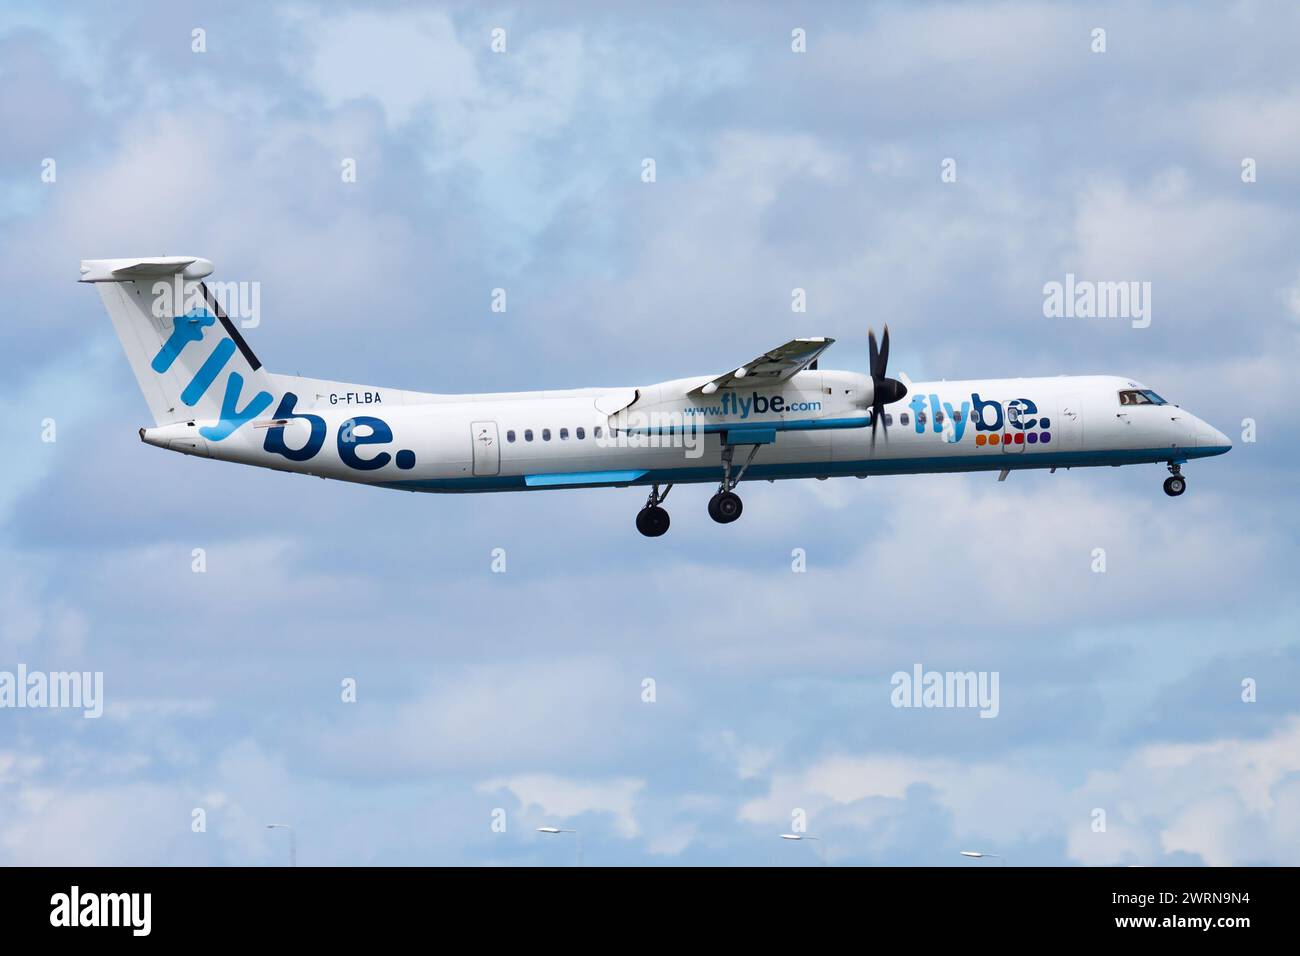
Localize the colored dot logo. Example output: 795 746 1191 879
976 429 1051 447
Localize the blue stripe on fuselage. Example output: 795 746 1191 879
524 470 648 487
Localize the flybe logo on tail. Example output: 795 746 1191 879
906 393 1052 446
152 310 272 441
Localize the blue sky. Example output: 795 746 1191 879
1 0 1298 865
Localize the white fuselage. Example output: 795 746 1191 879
139 369 1232 492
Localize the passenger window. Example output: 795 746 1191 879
542 428 552 441
918 412 927 425
935 411 944 423
576 427 585 439
524 429 534 442
594 426 603 438
560 428 569 440
506 430 516 443
900 413 910 425
953 410 963 422
885 413 894 426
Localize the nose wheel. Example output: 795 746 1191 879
635 484 672 537
1163 463 1186 497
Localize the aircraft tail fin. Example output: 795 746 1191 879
81 257 277 434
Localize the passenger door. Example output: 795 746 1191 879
1057 397 1083 450
471 421 500 476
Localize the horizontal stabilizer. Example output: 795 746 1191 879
79 257 214 283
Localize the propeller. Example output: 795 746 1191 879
867 325 908 448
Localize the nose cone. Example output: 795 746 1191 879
1194 419 1232 455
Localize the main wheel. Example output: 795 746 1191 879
636 505 670 537
1163 475 1186 497
709 491 743 523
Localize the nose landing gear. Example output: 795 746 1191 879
1163 462 1186 497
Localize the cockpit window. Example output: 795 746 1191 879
1118 389 1168 406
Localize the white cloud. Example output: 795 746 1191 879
1190 87 1300 172
303 10 480 126
1068 172 1283 289
312 658 636 776
737 717 1300 865
479 772 645 838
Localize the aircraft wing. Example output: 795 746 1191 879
691 337 833 395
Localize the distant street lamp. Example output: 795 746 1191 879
960 850 1005 865
537 827 582 867
266 823 296 867
780 833 827 866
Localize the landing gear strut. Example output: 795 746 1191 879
1163 462 1186 497
708 442 760 524
635 484 672 537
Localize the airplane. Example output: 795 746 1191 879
81 255 1232 537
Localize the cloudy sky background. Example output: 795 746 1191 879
2 0 1298 865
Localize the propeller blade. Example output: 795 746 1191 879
870 402 890 449
867 326 899 451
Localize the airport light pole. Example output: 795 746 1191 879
537 827 582 867
266 823 296 867
780 833 827 866
959 850 1005 865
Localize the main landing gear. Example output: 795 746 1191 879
708 442 759 525
633 442 763 536
635 484 672 537
1163 462 1186 497
708 491 743 523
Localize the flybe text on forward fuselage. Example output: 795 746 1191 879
904 393 1053 445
